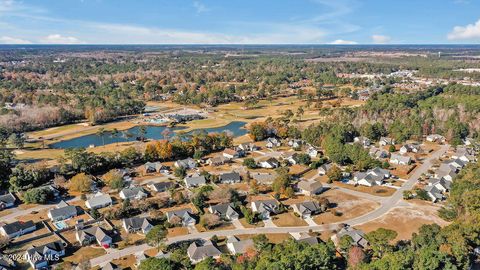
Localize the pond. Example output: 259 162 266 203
50 121 248 149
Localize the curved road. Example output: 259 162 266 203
91 144 449 267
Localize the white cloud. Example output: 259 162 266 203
371 34 391 44
448 19 480 40
330 39 357 45
193 1 209 13
0 36 32 44
39 34 84 44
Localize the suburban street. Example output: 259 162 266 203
90 144 450 267
3 196 80 222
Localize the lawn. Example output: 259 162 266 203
167 227 189 237
239 218 264 228
272 212 308 227
334 182 397 197
64 247 106 264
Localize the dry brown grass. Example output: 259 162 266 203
334 182 396 197
64 247 106 264
272 212 308 227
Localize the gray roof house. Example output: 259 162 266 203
354 136 371 147
266 137 281 148
165 208 196 226
144 162 166 173
184 174 207 188
207 155 230 166
331 226 368 249
354 167 391 187
389 153 412 165
379 137 395 146
208 203 239 220
259 157 279 169
119 187 148 200
292 233 320 245
76 226 112 248
317 163 332 175
219 172 241 184
85 192 112 210
25 241 65 269
48 201 78 222
428 178 451 192
297 180 324 196
0 220 36 238
148 181 175 192
227 236 254 254
251 199 280 220
237 142 258 152
122 217 154 234
174 158 197 169
187 240 222 264
400 143 420 154
291 201 322 219
369 147 390 159
250 172 277 185
424 185 444 202
0 193 16 209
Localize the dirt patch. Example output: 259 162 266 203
272 212 308 227
64 246 106 264
313 189 380 224
167 227 189 237
357 203 450 241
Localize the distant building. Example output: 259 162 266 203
266 137 281 148
174 158 197 169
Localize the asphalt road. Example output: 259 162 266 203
90 144 449 267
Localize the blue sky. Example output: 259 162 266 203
1 0 480 44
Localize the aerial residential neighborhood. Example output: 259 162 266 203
1 1 480 269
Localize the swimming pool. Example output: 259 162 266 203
54 221 68 230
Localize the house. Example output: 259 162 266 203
452 147 476 163
307 147 319 158
207 155 230 166
85 192 112 210
400 143 420 154
218 172 242 184
119 187 148 200
258 157 279 169
426 134 445 143
174 158 197 169
122 217 154 234
184 174 207 188
223 148 242 159
428 178 451 193
135 250 169 267
251 199 280 220
283 152 300 165
292 233 319 245
463 138 475 146
353 168 390 187
237 143 258 152
187 240 222 264
48 200 78 222
144 162 166 173
76 226 112 248
25 241 66 269
297 180 324 196
250 172 277 185
148 181 175 192
449 158 467 169
101 262 120 270
317 163 332 176
0 258 15 270
389 153 412 165
354 136 371 147
227 236 254 254
0 221 36 238
369 147 390 159
424 185 444 202
208 203 239 220
288 139 304 149
165 208 196 226
436 169 457 182
331 226 368 249
39 184 61 199
0 193 16 209
266 137 281 148
291 201 322 219
379 137 395 146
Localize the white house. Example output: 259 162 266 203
85 192 112 210
266 137 281 148
119 187 148 201
354 136 371 147
389 153 412 165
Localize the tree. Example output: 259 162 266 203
9 164 51 192
23 187 53 204
348 246 366 268
296 107 304 120
145 225 167 251
69 173 93 193
339 235 353 253
96 128 106 146
200 213 222 229
241 206 257 224
139 258 175 270
389 145 396 152
144 143 158 162
296 153 311 165
102 170 124 190
139 125 147 141
8 133 25 149
174 166 186 178
366 228 398 258
248 122 268 141
0 150 14 188
253 234 270 251
327 165 342 183
243 158 257 169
